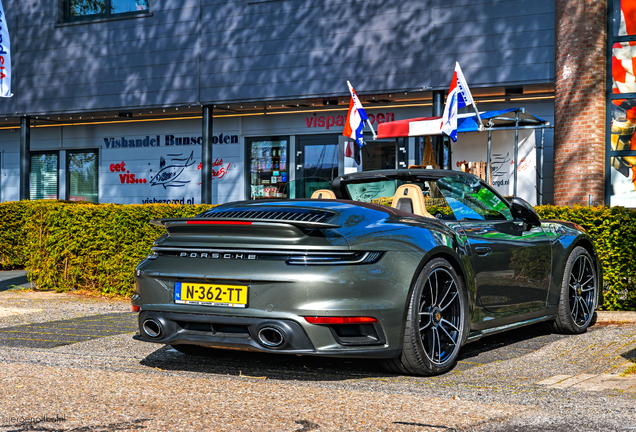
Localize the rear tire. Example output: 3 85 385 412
381 258 468 376
170 344 216 356
551 246 598 334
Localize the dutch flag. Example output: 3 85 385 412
343 81 371 147
441 62 477 142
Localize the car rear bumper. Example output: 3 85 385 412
135 310 400 358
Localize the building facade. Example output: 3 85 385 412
0 0 570 206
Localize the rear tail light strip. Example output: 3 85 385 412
186 221 252 226
304 316 379 324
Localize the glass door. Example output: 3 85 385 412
247 137 289 200
295 134 339 198
361 138 398 171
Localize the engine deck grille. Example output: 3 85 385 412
199 209 335 224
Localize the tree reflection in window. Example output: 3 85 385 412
69 0 106 16
67 0 149 18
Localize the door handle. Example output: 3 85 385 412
475 247 492 256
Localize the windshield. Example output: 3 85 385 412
344 175 512 221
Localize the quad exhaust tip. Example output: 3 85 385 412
143 318 163 338
257 326 286 347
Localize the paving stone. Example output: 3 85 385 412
546 373 596 389
571 374 636 391
536 374 571 386
0 312 137 348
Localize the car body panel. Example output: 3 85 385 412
133 169 600 362
461 220 552 315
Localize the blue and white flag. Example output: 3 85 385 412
343 81 371 147
441 62 476 142
0 0 12 98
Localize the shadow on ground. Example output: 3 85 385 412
139 323 582 381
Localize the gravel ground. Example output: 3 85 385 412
0 289 635 431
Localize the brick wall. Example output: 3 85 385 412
554 0 607 206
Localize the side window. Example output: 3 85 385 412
65 0 150 21
68 151 99 203
435 176 513 221
30 153 59 200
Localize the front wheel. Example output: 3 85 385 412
381 257 468 376
551 246 598 334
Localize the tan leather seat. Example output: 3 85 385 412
311 189 336 199
391 184 434 218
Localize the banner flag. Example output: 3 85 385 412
0 0 12 98
343 81 375 147
441 62 479 141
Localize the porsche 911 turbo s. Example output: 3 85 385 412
132 169 601 376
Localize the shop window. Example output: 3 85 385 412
30 153 59 201
612 42 636 94
65 0 150 20
609 0 636 206
68 151 99 203
613 0 636 37
247 137 288 200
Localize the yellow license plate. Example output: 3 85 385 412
174 282 248 308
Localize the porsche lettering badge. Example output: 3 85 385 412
179 252 257 260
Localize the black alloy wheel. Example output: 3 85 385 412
552 246 598 334
381 257 467 376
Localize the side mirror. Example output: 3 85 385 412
510 197 541 230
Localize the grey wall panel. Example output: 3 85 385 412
22 75 198 101
199 0 554 102
429 0 555 87
432 0 554 23
200 0 431 101
432 14 554 41
20 48 198 77
20 62 198 88
202 58 428 90
20 21 199 52
201 73 427 102
431 60 554 88
20 89 199 113
19 35 199 62
0 0 554 115
0 1 202 116
201 4 425 34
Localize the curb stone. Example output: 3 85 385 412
596 311 636 325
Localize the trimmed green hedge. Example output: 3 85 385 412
0 201 634 309
0 201 213 297
536 205 636 311
0 201 32 270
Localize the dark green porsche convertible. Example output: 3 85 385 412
132 169 601 376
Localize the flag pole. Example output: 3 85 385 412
366 119 377 140
473 106 485 132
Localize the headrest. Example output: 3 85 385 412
311 189 336 199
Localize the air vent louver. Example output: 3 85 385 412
199 209 335 224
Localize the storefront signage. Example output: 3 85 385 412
149 152 196 188
109 161 147 185
0 1 13 98
196 158 231 180
102 133 238 149
305 112 394 130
